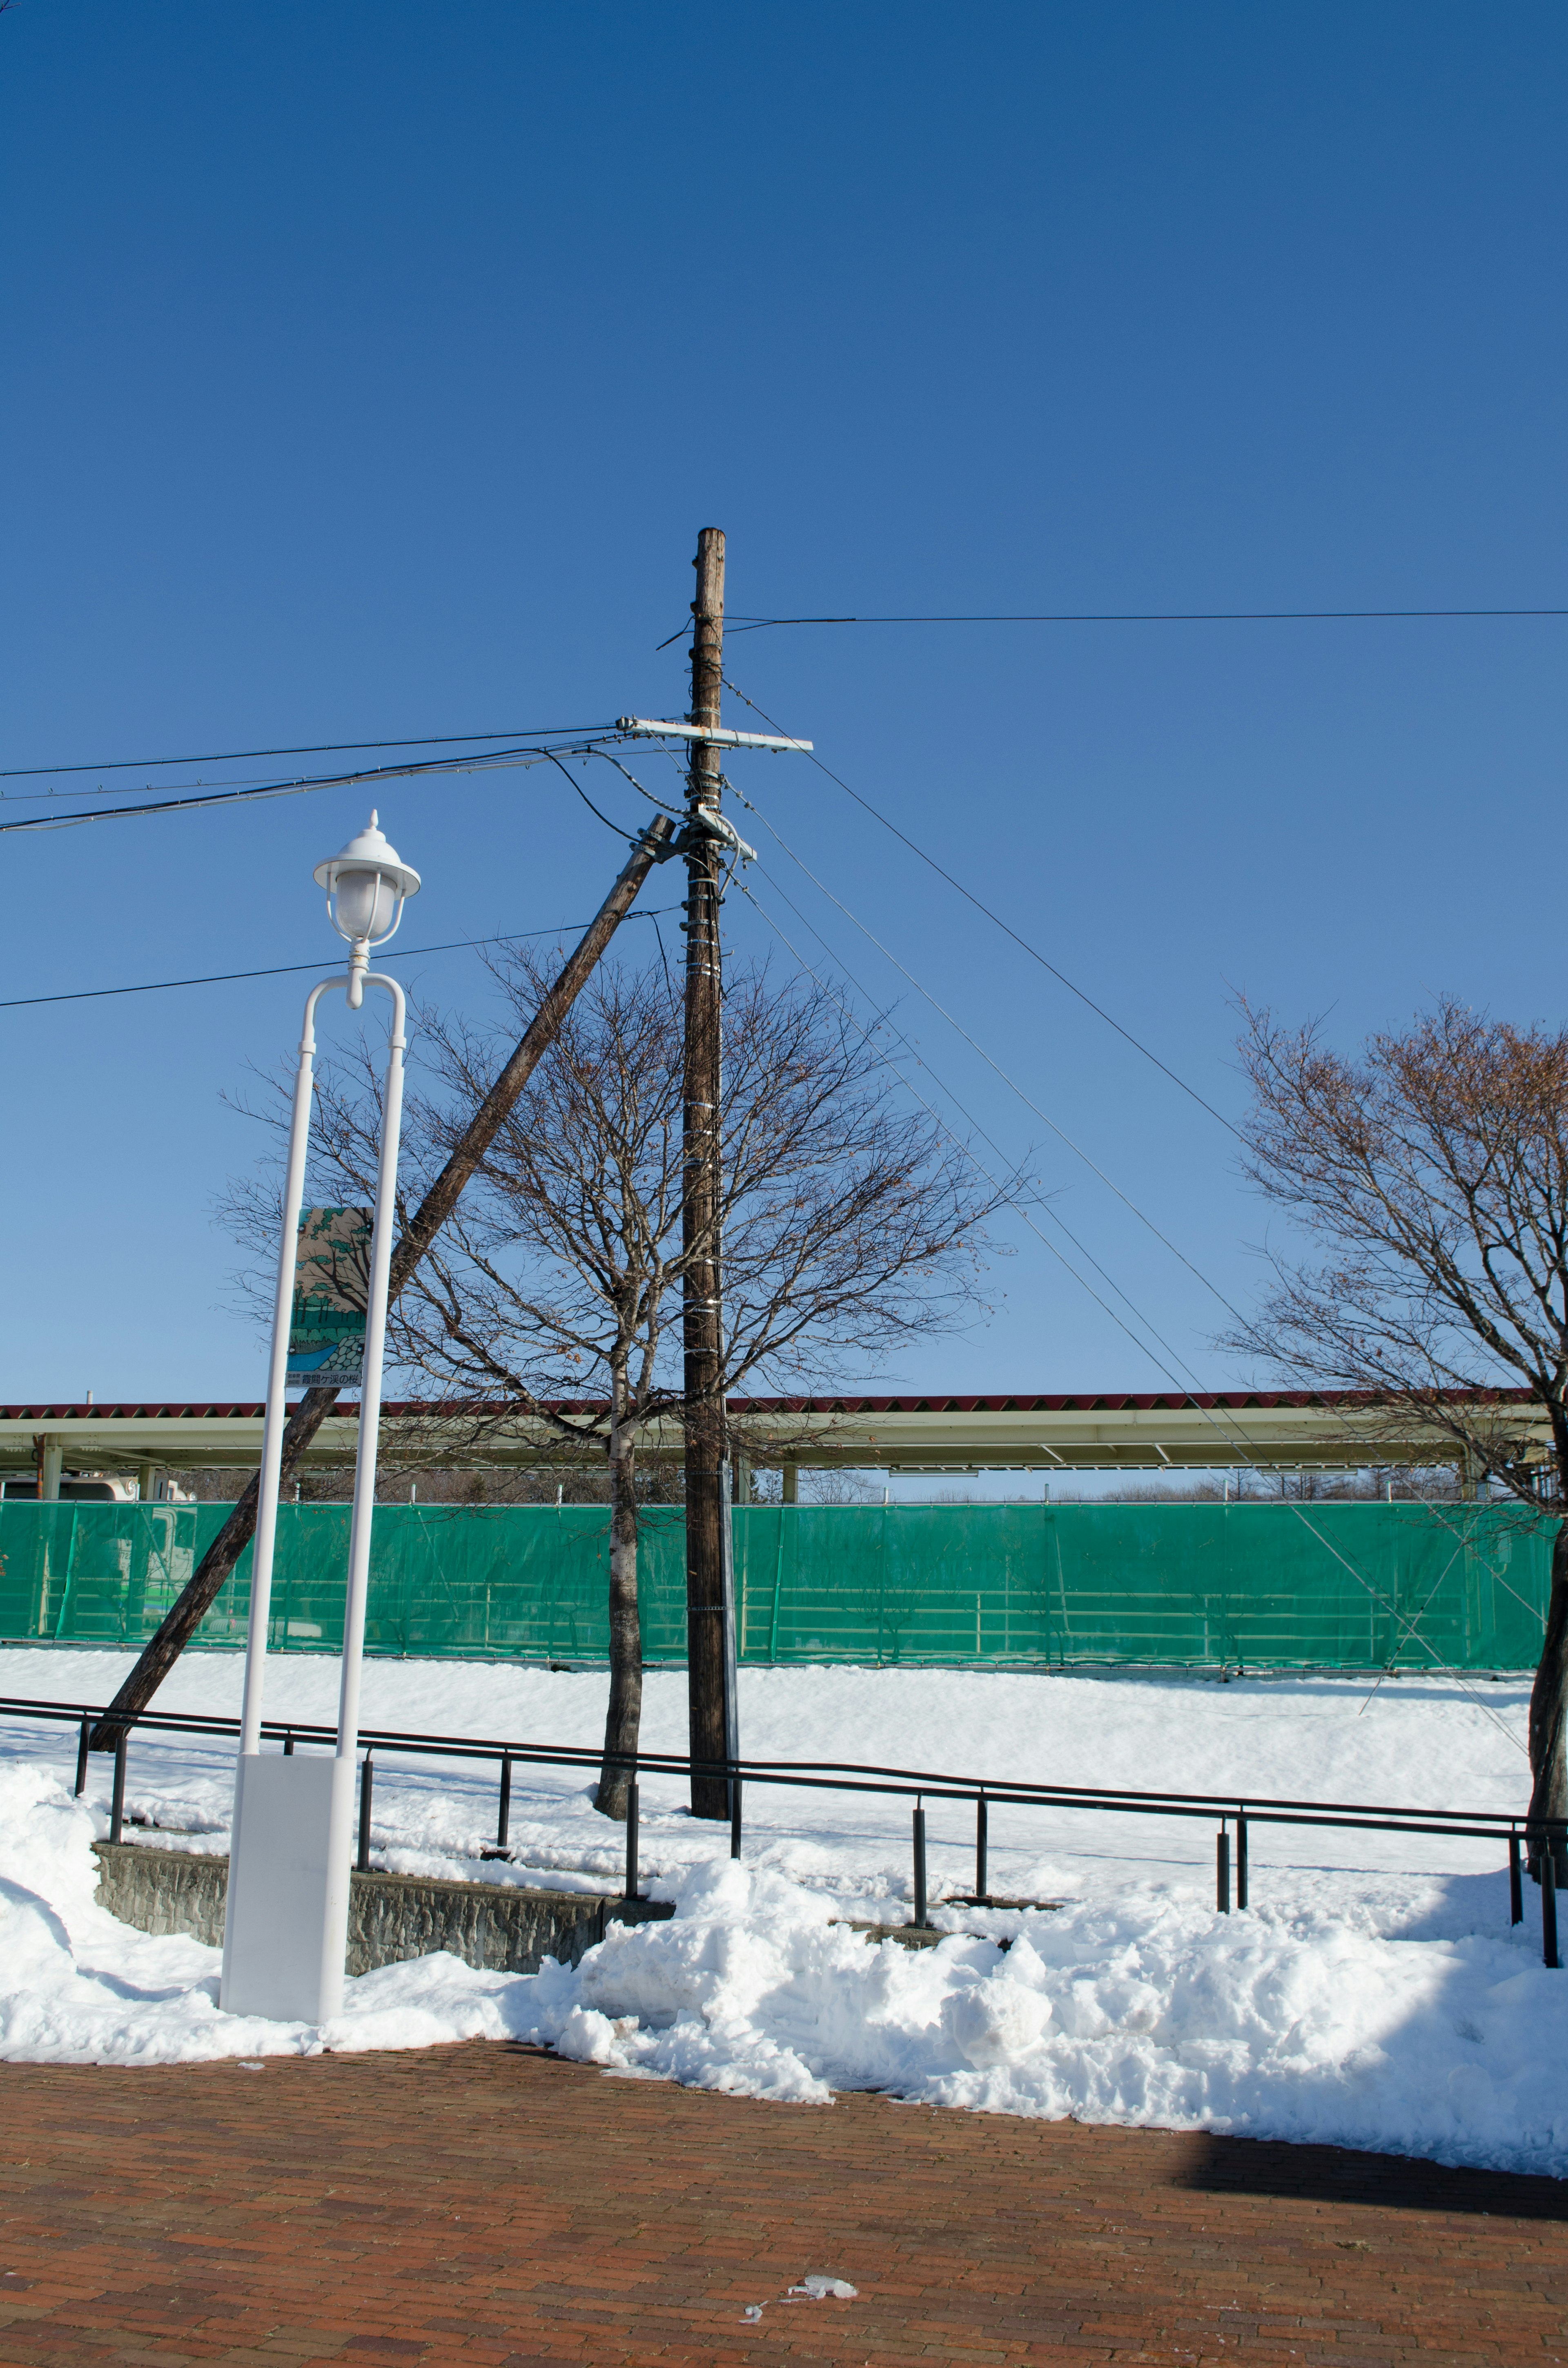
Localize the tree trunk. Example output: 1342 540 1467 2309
1526 1517 1568 1879
595 1411 643 1820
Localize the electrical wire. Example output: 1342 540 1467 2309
735 867 1527 1751
0 911 680 1012
742 865 1263 1430
718 679 1550 1699
727 771 1250 1329
736 867 1205 1388
0 735 628 838
1357 1532 1473 1712
658 604 1566 650
0 724 622 781
539 749 643 843
0 769 377 807
726 606 1568 633
589 750 684 819
651 912 677 1003
721 675 1241 1138
718 751 1265 1415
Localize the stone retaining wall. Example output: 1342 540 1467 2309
92 1841 670 1978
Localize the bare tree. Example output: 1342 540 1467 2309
225 950 1005 1818
1228 995 1568 1866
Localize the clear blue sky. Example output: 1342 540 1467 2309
1 3 1562 1413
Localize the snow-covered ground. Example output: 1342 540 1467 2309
2 1646 1563 2179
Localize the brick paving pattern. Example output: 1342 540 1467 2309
1 2042 1564 2365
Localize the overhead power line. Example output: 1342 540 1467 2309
730 776 1248 1327
737 874 1524 1754
0 725 620 782
722 676 1240 1138
735 869 1198 1380
0 912 678 1012
720 606 1568 636
0 736 628 838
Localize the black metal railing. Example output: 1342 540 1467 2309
3 1689 1561 1968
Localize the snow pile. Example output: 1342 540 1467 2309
553 1857 1568 2176
6 1752 1567 2178
0 1764 554 2064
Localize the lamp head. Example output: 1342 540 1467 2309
314 812 421 951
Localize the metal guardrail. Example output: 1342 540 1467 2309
2 1689 1562 1969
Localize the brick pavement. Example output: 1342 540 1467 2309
1 2042 1565 2367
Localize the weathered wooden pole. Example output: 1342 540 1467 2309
682 528 733 1819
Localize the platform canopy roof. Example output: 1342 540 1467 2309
0 1390 1548 1477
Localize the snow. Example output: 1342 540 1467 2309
0 1760 560 2065
0 1647 1531 1911
0 1647 1561 2178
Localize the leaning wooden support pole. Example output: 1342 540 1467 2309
89 814 675 1750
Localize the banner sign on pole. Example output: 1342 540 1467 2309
285 1206 374 1385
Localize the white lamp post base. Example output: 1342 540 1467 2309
219 1755 357 2023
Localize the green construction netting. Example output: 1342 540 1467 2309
0 1498 1552 1670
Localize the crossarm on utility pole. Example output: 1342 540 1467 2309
89 814 675 1750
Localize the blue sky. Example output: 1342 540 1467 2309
1 3 1562 1415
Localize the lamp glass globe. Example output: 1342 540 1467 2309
332 868 401 943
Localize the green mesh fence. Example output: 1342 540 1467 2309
0 1497 1552 1670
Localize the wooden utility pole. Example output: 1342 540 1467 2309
683 528 734 1820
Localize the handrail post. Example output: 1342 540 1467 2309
729 1768 742 1861
1509 1829 1523 1926
497 1752 512 1851
1236 1811 1248 1911
74 1716 89 1798
975 1792 988 1903
357 1753 374 1874
110 1725 128 1844
625 1777 639 1901
1216 1820 1230 1914
1544 1840 1560 1969
912 1797 928 1928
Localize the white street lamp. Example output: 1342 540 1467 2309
314 810 421 1001
220 816 420 2025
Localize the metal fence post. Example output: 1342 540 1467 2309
109 1726 127 1844
283 1729 294 1757
975 1792 988 1902
1216 1822 1230 1914
497 1752 512 1851
74 1717 89 1798
357 1753 374 1873
913 1799 928 1927
1236 1812 1249 1911
729 1771 742 1861
1544 1844 1561 1968
1510 1830 1523 1926
625 1779 639 1901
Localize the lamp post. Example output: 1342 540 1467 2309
220 814 420 2025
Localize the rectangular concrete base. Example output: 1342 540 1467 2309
220 1754 352 2022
